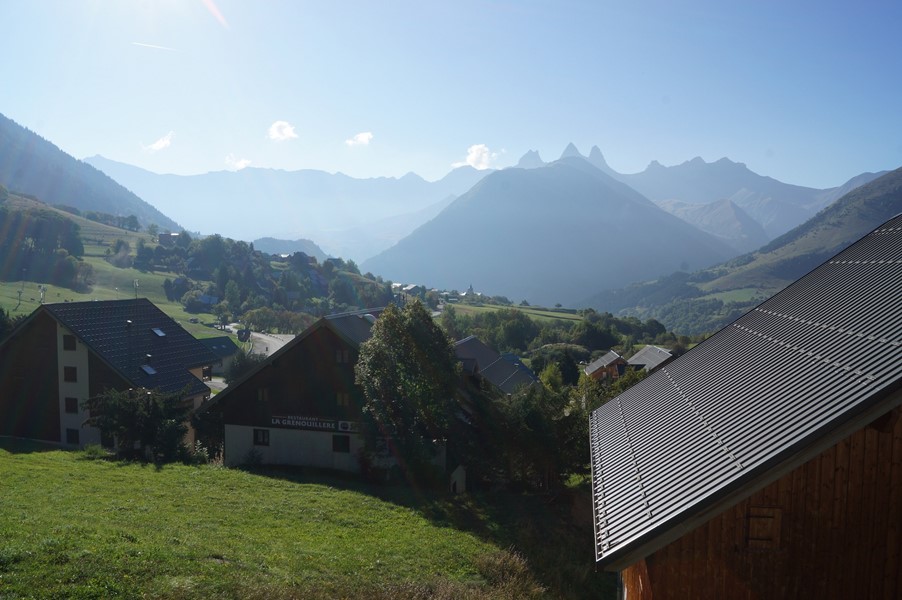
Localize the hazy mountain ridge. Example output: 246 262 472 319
363 157 735 306
84 155 490 261
582 165 902 333
250 237 328 261
616 155 885 237
657 198 770 253
0 114 180 232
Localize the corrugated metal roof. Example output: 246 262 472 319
589 215 902 570
43 299 217 397
626 345 672 371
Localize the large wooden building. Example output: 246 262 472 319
589 215 902 599
206 310 379 471
0 299 216 447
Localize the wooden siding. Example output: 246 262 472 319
0 311 60 441
623 406 902 600
220 325 365 427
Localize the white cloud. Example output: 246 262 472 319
267 121 298 141
225 153 251 170
452 144 497 170
345 131 374 146
143 131 174 152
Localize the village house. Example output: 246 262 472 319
584 350 628 381
625 344 673 374
0 298 217 448
204 310 379 470
589 215 902 598
454 335 537 395
199 335 240 376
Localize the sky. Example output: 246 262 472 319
2 0 901 189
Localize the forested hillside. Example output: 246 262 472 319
0 113 179 231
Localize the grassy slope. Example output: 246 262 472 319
0 442 612 599
1 195 227 339
452 304 583 325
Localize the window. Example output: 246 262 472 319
332 434 350 453
257 387 269 403
335 349 350 363
66 428 80 445
336 392 350 407
253 428 270 446
63 334 76 351
63 366 77 382
65 397 79 414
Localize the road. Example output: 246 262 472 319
249 331 296 357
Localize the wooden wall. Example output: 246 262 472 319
0 310 60 441
623 405 902 600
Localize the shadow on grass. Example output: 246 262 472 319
0 436 65 454
236 464 615 599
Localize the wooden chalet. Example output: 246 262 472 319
588 215 902 599
204 310 380 471
0 299 216 448
585 350 628 381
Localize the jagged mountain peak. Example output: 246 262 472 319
516 150 545 169
559 142 583 160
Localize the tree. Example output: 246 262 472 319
146 223 159 240
354 301 461 476
82 387 192 462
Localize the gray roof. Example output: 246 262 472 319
325 310 382 346
455 336 537 394
626 345 672 371
585 350 623 376
590 214 902 570
42 299 216 397
199 336 240 359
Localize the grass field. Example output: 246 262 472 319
0 440 611 599
451 304 583 325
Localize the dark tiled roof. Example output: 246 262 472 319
590 215 902 570
585 350 623 376
199 336 240 359
626 345 672 371
43 299 216 397
325 309 382 346
455 336 537 394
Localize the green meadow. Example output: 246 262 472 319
0 440 612 599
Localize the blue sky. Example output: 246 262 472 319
2 0 901 188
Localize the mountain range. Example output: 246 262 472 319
3 111 897 319
83 155 489 261
0 114 180 232
583 165 902 333
518 143 885 240
363 157 736 306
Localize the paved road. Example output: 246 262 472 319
249 331 295 357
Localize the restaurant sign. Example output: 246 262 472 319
270 415 360 433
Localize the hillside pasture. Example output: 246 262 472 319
0 441 611 599
451 304 583 325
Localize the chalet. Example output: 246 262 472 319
0 299 217 448
199 335 240 376
625 344 673 374
204 310 380 470
589 215 902 598
584 350 627 381
454 336 537 395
